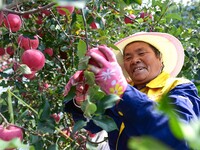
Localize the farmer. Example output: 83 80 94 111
64 32 200 150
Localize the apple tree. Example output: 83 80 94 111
0 0 199 149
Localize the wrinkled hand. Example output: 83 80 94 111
87 45 127 97
64 71 89 105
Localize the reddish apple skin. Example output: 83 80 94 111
6 46 15 56
23 71 36 79
90 22 98 29
0 47 5 56
124 14 136 24
0 125 23 141
21 49 45 71
4 14 22 32
140 11 153 21
18 35 39 50
44 48 53 57
0 11 4 26
56 6 75 15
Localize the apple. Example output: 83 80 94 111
41 9 51 16
22 14 31 19
140 11 153 22
21 49 45 71
6 46 15 56
0 124 23 141
124 14 136 24
56 6 74 15
90 21 98 29
4 13 22 32
36 15 43 25
0 47 5 56
51 113 60 123
18 35 39 50
44 48 53 57
23 70 36 79
0 11 4 26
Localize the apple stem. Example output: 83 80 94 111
7 88 14 124
0 112 10 125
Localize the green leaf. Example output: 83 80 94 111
19 64 32 74
84 70 95 86
38 119 55 134
165 13 182 21
128 136 172 150
72 120 87 134
48 144 59 150
39 100 51 120
63 86 76 103
93 115 118 132
0 138 29 150
88 85 105 102
77 39 87 59
81 99 97 118
78 56 90 70
96 94 120 114
122 0 142 5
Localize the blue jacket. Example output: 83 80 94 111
64 73 200 150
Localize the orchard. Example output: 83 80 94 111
0 0 200 150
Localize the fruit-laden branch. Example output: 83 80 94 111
2 2 56 15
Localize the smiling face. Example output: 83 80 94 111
123 41 163 89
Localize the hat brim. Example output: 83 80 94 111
113 32 184 79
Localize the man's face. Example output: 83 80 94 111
123 41 163 88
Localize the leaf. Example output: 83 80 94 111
78 56 90 70
84 70 95 86
93 115 118 132
81 99 97 118
38 119 55 134
19 64 32 74
63 86 76 103
72 120 87 134
128 136 172 150
39 100 51 120
77 39 87 59
165 13 182 21
0 138 29 150
96 94 120 114
88 85 105 102
122 0 142 5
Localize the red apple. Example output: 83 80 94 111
23 70 36 79
56 6 74 15
18 35 39 50
124 14 136 24
0 11 4 26
90 22 98 29
4 13 22 32
36 15 43 25
44 48 53 57
6 46 15 56
140 11 153 21
41 9 51 16
51 113 60 123
22 14 31 19
0 47 5 56
0 124 23 141
21 49 45 71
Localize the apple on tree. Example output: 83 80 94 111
6 46 15 56
56 6 75 15
18 35 39 50
21 49 45 71
0 47 5 56
124 14 136 24
3 13 22 32
23 70 36 80
44 48 53 57
140 11 153 22
0 11 4 26
0 124 23 150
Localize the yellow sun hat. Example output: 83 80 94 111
113 32 185 79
